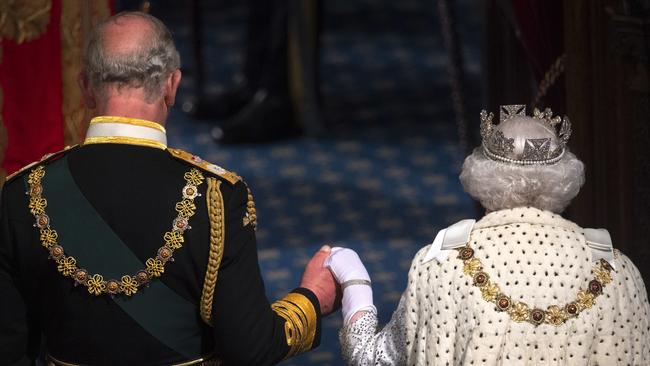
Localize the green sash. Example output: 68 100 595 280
39 157 203 358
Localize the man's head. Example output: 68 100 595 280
80 12 181 121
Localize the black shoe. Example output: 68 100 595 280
212 90 301 144
183 83 254 121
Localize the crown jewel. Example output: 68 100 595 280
480 105 572 165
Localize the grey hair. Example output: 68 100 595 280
84 11 180 101
460 118 585 213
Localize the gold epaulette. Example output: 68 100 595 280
243 184 257 230
5 145 78 182
167 148 240 185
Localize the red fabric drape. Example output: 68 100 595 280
0 0 64 175
512 0 564 78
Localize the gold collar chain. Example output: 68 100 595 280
455 244 613 326
27 166 205 296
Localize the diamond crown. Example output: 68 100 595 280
480 105 572 165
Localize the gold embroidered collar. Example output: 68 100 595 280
84 116 167 150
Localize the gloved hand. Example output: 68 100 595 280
324 247 376 325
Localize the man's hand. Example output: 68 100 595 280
299 245 340 316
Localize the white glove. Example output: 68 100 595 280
324 247 376 325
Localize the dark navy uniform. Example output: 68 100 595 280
0 116 320 366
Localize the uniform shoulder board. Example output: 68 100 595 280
167 148 240 185
5 145 78 183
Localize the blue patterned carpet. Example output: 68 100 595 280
122 0 481 364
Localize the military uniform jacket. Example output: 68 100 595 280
0 116 321 366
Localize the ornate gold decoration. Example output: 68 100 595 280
480 282 499 302
455 245 613 327
576 289 595 310
39 228 58 248
463 258 482 276
145 258 165 278
175 199 197 218
28 196 47 215
120 275 138 296
200 178 225 326
56 256 77 276
546 305 567 326
509 301 530 322
28 167 45 183
184 169 205 186
163 230 184 250
27 165 205 296
593 265 613 284
87 274 105 295
0 0 52 44
271 292 318 358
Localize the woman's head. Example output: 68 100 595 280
460 115 585 213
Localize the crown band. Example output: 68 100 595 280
482 143 565 165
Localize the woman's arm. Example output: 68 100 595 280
326 248 408 366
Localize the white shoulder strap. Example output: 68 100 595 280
441 219 476 249
584 228 616 270
422 219 476 263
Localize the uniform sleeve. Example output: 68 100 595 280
210 181 321 365
0 182 38 366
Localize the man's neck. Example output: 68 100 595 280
96 95 167 125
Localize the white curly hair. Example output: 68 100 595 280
459 116 585 213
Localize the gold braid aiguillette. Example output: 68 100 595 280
200 178 225 326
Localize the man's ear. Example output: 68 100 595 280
164 69 182 108
78 72 97 109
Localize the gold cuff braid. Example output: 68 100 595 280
271 292 318 358
200 178 225 326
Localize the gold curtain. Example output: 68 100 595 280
61 0 111 146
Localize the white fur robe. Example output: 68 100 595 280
340 207 650 365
